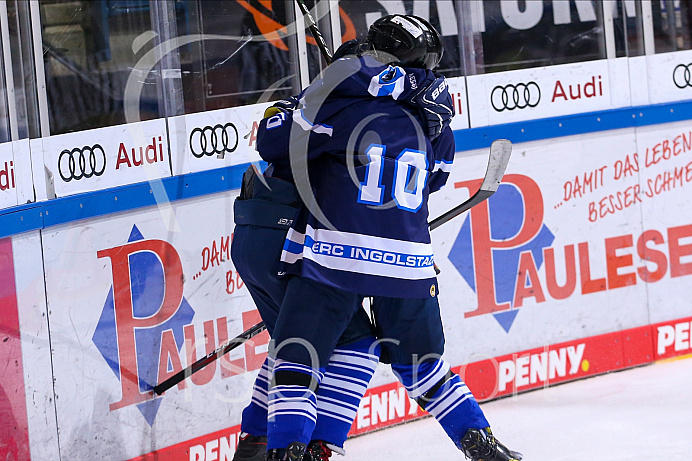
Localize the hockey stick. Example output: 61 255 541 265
153 321 267 395
295 0 333 65
429 139 512 231
153 140 511 393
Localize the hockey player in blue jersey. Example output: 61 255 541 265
230 39 453 461
231 164 377 461
254 15 522 461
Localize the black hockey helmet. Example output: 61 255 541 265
361 15 443 70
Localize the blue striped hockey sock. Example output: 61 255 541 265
267 360 324 450
311 337 380 448
240 356 273 436
392 359 489 447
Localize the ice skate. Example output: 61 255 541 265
266 442 307 461
232 433 267 461
303 440 339 461
460 428 523 461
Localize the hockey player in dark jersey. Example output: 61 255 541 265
230 39 453 461
254 15 522 461
231 164 378 461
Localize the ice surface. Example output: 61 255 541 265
345 357 692 460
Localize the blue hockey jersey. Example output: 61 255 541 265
256 56 455 298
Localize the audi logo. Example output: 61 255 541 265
58 144 107 182
491 82 541 112
189 123 239 158
673 63 692 89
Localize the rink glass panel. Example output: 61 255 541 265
172 0 301 114
651 0 692 53
37 0 164 135
612 0 646 57
0 33 10 143
331 1 610 76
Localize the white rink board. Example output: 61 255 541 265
0 140 34 210
632 120 692 324
13 232 60 461
445 76 470 131
36 119 171 198
643 49 692 105
428 124 690 370
466 59 631 128
41 192 265 459
168 103 269 176
0 141 17 210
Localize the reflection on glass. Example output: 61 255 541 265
612 0 645 58
6 0 40 140
652 0 692 53
477 0 605 73
177 0 300 114
39 0 162 135
336 0 465 78
301 0 338 82
0 41 10 143
312 1 608 77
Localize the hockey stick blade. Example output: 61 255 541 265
153 321 267 395
429 139 512 231
295 0 333 65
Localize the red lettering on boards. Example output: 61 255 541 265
563 166 608 202
116 137 165 169
457 171 692 311
455 174 544 318
552 75 603 102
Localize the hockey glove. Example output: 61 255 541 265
407 75 454 140
263 95 300 118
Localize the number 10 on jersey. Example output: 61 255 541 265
358 144 429 212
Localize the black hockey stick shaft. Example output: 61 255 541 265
295 0 333 65
429 189 494 231
429 139 512 231
153 321 267 395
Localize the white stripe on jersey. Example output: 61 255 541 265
294 109 334 136
317 394 360 414
281 227 306 264
367 65 407 100
246 357 274 409
302 225 437 280
433 159 453 173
